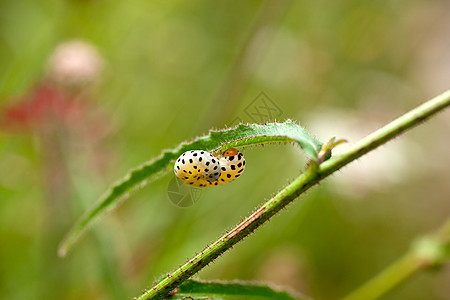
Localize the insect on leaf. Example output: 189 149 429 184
59 120 326 257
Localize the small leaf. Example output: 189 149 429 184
317 137 347 164
59 120 325 256
169 279 305 300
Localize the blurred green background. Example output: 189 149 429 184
1 0 450 299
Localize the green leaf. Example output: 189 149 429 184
169 279 305 300
59 120 324 257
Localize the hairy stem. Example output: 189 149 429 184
319 90 450 176
136 162 320 300
342 218 450 300
137 90 450 300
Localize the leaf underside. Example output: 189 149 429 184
169 279 304 300
59 120 325 256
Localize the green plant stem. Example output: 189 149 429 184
136 162 320 300
137 90 450 300
319 90 450 177
342 253 420 300
342 218 450 300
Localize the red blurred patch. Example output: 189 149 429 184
1 82 84 132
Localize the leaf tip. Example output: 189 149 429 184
57 236 71 258
57 246 67 258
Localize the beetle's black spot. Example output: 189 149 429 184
201 151 204 154
177 159 180 162
213 166 217 170
237 162 242 167
235 174 240 178
193 166 197 169
212 159 216 163
205 168 209 172
205 161 209 166
214 172 219 176
228 156 234 161
193 152 198 156
184 177 189 179
177 166 180 170
221 178 225 182
183 170 187 173
182 159 185 164
243 161 246 166
189 159 193 163
189 182 193 185
188 171 192 174
221 167 226 171
238 168 244 173
199 184 203 187
230 165 236 170
215 182 218 186
199 157 202 162
227 174 231 178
